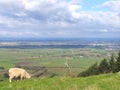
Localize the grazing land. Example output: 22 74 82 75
0 73 120 90
0 48 118 76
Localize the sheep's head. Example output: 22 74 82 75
26 72 31 79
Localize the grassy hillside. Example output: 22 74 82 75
0 73 120 90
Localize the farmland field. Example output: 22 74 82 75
0 48 117 76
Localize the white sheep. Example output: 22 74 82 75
9 68 31 82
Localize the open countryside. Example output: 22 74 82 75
0 0 120 89
0 38 120 90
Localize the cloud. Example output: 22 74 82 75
103 0 120 12
0 0 120 38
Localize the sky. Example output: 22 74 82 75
0 0 120 38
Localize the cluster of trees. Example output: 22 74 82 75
78 51 120 77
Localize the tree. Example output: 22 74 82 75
117 51 120 62
109 53 115 72
77 70 89 77
87 63 99 75
78 63 98 77
114 51 120 72
98 58 109 74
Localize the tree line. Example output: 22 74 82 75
78 51 120 77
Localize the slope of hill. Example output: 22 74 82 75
0 73 120 90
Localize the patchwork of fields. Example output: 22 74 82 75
0 48 117 76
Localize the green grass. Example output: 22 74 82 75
0 73 120 90
0 48 117 75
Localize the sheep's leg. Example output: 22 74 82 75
9 78 11 83
20 77 22 80
20 75 23 80
9 76 13 83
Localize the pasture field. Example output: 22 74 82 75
0 48 117 76
0 73 120 90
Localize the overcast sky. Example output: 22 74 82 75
0 0 120 38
